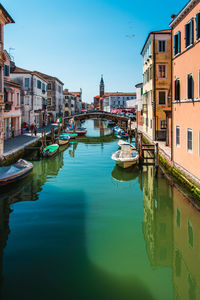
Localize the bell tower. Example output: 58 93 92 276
100 75 104 97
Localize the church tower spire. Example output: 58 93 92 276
100 75 104 97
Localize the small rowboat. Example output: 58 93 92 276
43 144 59 157
0 159 33 186
111 145 139 169
59 135 70 146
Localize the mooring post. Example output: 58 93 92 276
51 126 55 144
135 128 138 150
44 129 46 148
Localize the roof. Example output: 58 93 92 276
103 92 136 97
12 67 48 83
169 0 198 28
135 83 143 88
141 29 171 55
63 90 81 97
33 71 64 85
0 4 15 24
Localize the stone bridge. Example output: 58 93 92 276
64 111 130 131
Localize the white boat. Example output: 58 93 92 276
111 145 139 169
118 140 136 149
0 159 33 186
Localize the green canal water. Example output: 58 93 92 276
0 120 200 300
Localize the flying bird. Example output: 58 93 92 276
126 34 135 39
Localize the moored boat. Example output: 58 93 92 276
66 129 87 136
62 132 78 139
111 145 139 169
0 159 33 186
118 140 135 149
58 135 70 146
43 144 59 157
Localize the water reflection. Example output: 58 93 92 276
141 166 200 300
111 165 139 182
0 152 64 203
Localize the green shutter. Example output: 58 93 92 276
185 24 187 47
178 31 181 53
174 35 176 55
197 13 200 40
190 19 194 44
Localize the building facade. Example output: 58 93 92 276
141 30 172 141
170 0 200 184
34 72 64 122
0 5 14 158
63 89 82 117
135 83 143 128
104 93 136 112
4 51 21 139
10 67 48 127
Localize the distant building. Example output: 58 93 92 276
94 75 105 110
104 93 136 112
170 0 200 185
0 4 15 158
63 89 82 117
135 83 143 128
141 29 172 141
3 51 21 139
10 66 48 127
34 71 64 122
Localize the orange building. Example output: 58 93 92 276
170 0 200 185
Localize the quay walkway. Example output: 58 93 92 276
3 125 52 158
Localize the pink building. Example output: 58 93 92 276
3 51 21 139
170 0 200 184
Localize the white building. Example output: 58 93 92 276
10 66 48 127
103 93 136 112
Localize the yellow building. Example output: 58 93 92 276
141 30 172 141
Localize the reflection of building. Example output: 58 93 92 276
173 187 200 300
142 166 173 268
0 199 11 294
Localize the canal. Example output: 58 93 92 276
0 120 199 300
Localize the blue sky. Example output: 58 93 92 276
3 0 186 103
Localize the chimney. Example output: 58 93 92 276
171 14 177 21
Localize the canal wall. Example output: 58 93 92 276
141 132 200 201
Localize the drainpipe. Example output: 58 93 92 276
153 33 156 141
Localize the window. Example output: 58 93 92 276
158 40 166 52
4 65 10 76
47 98 52 106
158 65 166 79
25 97 29 105
17 93 19 106
160 120 166 129
187 74 194 99
174 31 181 55
175 79 180 101
187 129 193 152
176 126 180 146
150 66 152 80
196 12 200 40
42 83 45 91
158 91 166 105
48 83 52 90
37 80 41 89
185 19 194 48
25 78 29 88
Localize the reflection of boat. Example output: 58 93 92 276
112 145 139 169
58 135 70 145
0 159 33 186
112 165 139 182
62 132 78 139
43 144 59 157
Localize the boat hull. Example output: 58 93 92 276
66 130 87 136
0 160 33 186
59 139 70 146
116 160 138 169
